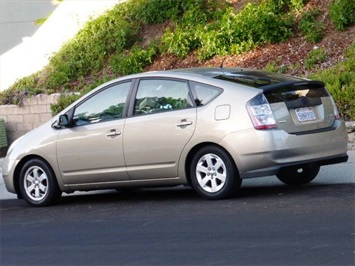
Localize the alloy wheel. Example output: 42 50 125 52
23 166 49 201
195 153 227 193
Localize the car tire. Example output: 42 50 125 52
19 158 62 207
190 145 241 200
276 164 320 186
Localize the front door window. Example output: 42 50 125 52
73 82 131 126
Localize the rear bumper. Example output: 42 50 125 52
221 121 349 179
238 153 348 179
276 153 348 176
309 154 348 166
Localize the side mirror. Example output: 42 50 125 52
52 114 73 129
58 114 70 127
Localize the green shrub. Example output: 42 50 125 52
298 8 325 43
2 73 46 105
8 73 42 94
265 61 279 72
163 1 295 60
304 47 328 69
110 44 158 76
161 26 199 58
235 2 295 45
232 2 295 44
50 93 81 115
0 88 27 106
329 0 355 31
177 0 228 25
309 44 355 120
128 0 227 25
267 0 305 12
161 0 229 59
128 0 182 24
264 57 287 73
196 24 230 60
290 0 305 10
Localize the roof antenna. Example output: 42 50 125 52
219 57 226 68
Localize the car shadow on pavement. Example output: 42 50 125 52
1 183 353 209
242 182 354 197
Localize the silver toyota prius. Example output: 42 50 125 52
2 68 349 206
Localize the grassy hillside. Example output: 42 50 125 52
0 0 354 119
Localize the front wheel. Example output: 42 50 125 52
276 164 320 186
19 159 62 207
190 146 241 200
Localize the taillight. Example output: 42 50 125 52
247 94 277 130
330 96 341 120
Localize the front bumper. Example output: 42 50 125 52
2 156 18 194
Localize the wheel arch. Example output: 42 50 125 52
13 155 58 197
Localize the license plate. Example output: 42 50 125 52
295 107 316 122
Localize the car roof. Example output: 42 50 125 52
163 67 305 88
99 67 314 94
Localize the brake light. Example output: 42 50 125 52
330 96 340 120
247 94 277 130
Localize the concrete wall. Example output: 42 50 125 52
0 94 59 155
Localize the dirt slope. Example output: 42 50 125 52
144 0 355 77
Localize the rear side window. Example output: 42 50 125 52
134 79 193 115
190 81 222 106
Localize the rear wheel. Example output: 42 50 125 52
190 146 241 200
19 159 62 207
276 164 320 186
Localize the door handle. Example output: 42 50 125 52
176 120 193 128
106 129 121 137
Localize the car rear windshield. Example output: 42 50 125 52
214 71 302 88
213 71 329 104
264 83 330 104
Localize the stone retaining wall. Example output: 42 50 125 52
0 94 60 156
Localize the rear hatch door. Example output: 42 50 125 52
263 81 336 134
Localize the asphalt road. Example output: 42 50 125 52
1 183 354 266
1 152 354 266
